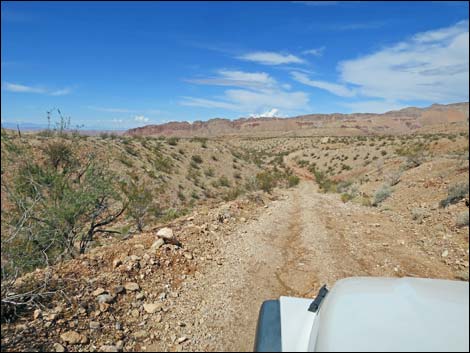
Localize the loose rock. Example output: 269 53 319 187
156 227 174 240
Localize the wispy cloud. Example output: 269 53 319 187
50 88 72 96
302 47 325 56
339 20 469 102
134 115 149 123
292 20 469 107
2 82 45 93
291 71 355 97
185 70 278 90
237 51 305 65
181 69 310 116
2 82 72 96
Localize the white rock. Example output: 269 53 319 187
151 238 165 250
143 303 163 314
60 331 88 344
442 250 449 258
53 343 65 352
156 227 174 240
124 282 140 291
92 288 106 296
97 294 115 304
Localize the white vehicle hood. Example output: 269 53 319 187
280 277 469 352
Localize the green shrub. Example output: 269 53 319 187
204 168 215 177
191 155 203 164
122 180 159 232
372 184 392 206
218 175 231 187
2 147 126 277
167 137 179 146
256 171 276 193
288 175 300 187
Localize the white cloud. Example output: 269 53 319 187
50 88 72 96
2 81 71 96
2 82 45 93
238 51 305 65
249 108 281 118
291 71 355 97
302 47 325 56
186 69 277 90
181 70 310 115
134 115 149 122
339 20 469 103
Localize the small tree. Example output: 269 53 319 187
2 141 127 274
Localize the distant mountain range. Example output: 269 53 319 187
126 102 469 138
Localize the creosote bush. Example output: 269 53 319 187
372 184 392 206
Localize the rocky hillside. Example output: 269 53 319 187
126 102 469 138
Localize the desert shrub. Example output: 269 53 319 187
204 168 215 177
337 180 353 193
244 176 259 192
411 207 430 224
456 211 469 227
218 175 231 187
397 143 426 169
288 175 300 187
2 147 126 277
153 153 173 173
191 155 203 164
124 145 138 157
177 190 186 201
358 195 372 207
234 171 242 179
159 208 189 223
439 182 469 208
43 140 74 170
191 137 208 148
341 193 354 203
167 137 179 146
118 154 134 167
309 166 337 192
222 187 244 201
256 171 277 193
122 180 159 232
211 155 218 161
372 184 392 206
386 170 402 186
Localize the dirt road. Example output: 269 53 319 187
141 162 457 352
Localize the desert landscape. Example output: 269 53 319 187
1 102 468 352
2 1 469 351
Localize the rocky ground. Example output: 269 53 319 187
2 154 468 352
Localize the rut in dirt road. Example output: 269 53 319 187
168 179 370 352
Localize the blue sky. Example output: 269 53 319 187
1 1 469 130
